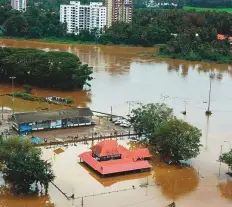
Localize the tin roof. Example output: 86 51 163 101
13 108 93 124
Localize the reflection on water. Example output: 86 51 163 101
152 157 199 200
0 38 157 76
1 39 232 206
218 181 232 200
0 140 231 207
0 187 54 207
79 162 151 187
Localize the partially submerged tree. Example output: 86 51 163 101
151 118 202 161
0 136 55 194
220 150 232 172
23 84 32 94
130 103 173 137
130 103 202 162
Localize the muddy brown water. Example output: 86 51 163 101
0 38 232 206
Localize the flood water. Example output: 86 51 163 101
0 38 232 206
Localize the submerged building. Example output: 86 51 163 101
13 108 93 134
79 140 152 176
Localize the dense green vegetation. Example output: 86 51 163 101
99 9 232 63
1 0 232 63
184 6 232 13
130 103 202 162
10 91 75 105
159 32 232 63
0 136 55 194
186 0 232 8
0 3 66 38
0 47 93 90
220 150 232 172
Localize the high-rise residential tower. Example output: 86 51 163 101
106 0 133 28
60 1 106 34
11 0 27 11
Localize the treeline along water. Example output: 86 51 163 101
0 47 93 90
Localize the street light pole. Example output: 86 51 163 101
0 90 3 120
205 72 213 116
9 76 16 115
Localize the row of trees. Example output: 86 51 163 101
0 136 55 194
0 2 66 38
130 104 202 162
159 32 232 63
0 47 93 90
186 0 232 8
98 9 232 47
220 150 232 173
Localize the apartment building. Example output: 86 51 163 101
11 0 27 11
60 1 106 34
106 0 133 28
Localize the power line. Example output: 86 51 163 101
119 196 156 207
74 187 135 200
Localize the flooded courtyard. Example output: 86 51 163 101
0 38 232 206
1 140 231 207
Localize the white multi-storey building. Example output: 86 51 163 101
60 1 106 34
11 0 27 11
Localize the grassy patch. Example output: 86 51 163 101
183 6 232 13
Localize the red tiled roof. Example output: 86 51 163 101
90 140 151 159
217 34 232 40
79 152 101 171
217 34 226 40
100 160 152 175
91 140 120 157
79 151 152 175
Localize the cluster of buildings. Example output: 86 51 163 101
60 0 133 34
9 0 133 34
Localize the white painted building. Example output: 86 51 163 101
60 1 106 34
11 0 27 11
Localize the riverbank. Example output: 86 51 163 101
158 53 232 64
0 36 144 48
2 37 231 65
140 51 232 65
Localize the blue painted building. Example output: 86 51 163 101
12 108 93 135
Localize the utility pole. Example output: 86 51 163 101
110 106 112 121
1 105 3 120
219 144 223 177
81 197 84 207
9 76 16 115
0 90 3 120
205 72 213 116
91 126 94 146
127 102 131 137
181 101 187 115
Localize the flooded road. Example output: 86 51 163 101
0 38 232 206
